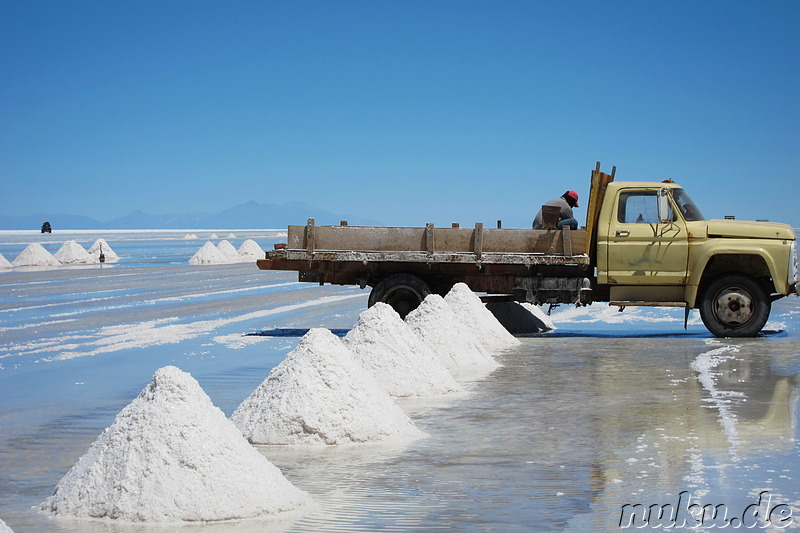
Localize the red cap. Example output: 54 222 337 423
566 190 579 207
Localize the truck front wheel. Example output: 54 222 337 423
368 273 431 319
699 274 770 337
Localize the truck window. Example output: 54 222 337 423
617 191 673 224
672 188 705 221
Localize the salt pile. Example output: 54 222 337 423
232 328 425 445
182 233 198 240
217 239 242 262
444 283 520 351
54 240 95 264
226 232 237 239
0 517 13 533
343 303 461 397
238 239 264 261
210 233 219 239
41 366 310 523
189 241 228 264
406 294 499 379
12 243 60 267
0 253 12 270
87 239 120 262
520 302 555 330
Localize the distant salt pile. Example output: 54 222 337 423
343 303 461 398
41 366 310 523
182 233 198 240
54 240 95 264
189 241 228 264
406 294 499 379
87 239 120 262
232 328 425 445
12 243 60 267
226 232 237 239
210 233 219 239
444 283 520 351
216 239 242 262
0 253 12 270
238 239 264 261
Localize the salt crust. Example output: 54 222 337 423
54 240 95 264
87 239 120 262
232 328 425 445
216 239 242 261
41 366 310 523
444 283 520 351
238 239 264 261
189 241 228 264
405 294 499 379
342 303 461 398
0 518 13 533
12 243 60 267
0 253 12 270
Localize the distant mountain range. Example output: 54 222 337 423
0 201 382 230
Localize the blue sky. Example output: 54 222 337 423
2 1 798 228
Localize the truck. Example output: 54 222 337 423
257 163 799 337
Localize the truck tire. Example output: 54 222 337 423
368 273 431 318
699 274 770 337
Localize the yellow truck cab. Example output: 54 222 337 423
592 178 799 337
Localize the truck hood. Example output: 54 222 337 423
705 219 796 240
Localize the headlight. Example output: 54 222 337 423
789 240 799 286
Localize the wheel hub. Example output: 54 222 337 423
714 287 754 327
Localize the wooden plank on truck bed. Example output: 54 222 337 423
287 225 586 255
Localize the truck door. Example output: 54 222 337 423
603 189 689 285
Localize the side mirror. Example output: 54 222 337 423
657 188 672 223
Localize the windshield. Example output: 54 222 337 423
673 189 705 221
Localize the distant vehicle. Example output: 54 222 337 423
41 221 52 233
257 162 799 337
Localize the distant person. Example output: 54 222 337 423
532 191 580 230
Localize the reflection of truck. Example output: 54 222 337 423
258 163 799 337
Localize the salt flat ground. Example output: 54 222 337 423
1 230 799 532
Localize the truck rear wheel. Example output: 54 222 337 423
368 273 431 319
699 274 770 337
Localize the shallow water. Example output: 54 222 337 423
1 231 799 532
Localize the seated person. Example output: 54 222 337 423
532 190 579 230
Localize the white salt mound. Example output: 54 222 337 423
182 233 198 240
520 302 556 330
226 232 237 239
406 294 499 380
0 253 12 270
343 303 461 398
12 243 60 267
232 328 425 446
216 240 241 262
0 517 14 533
444 283 520 351
41 366 310 523
54 240 95 264
189 241 228 264
87 239 120 262
210 233 219 239
238 239 264 261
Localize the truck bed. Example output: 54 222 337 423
257 220 590 294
